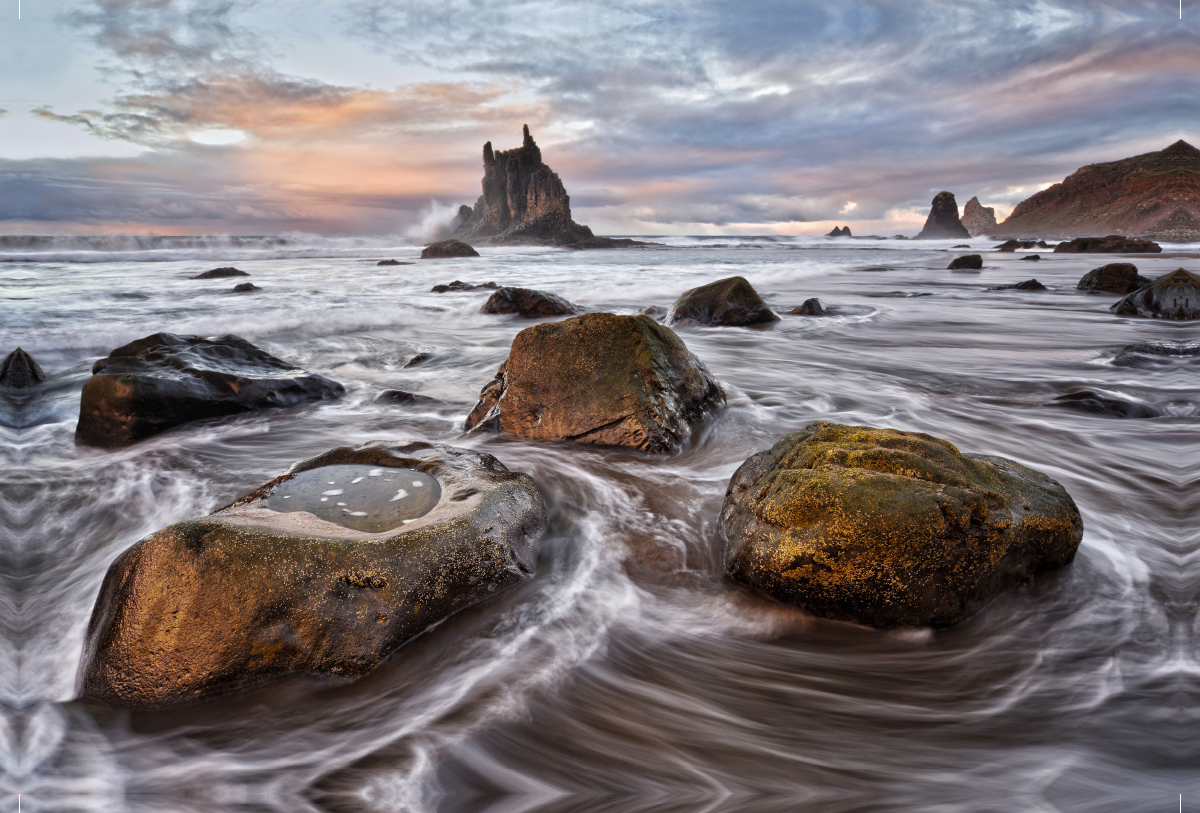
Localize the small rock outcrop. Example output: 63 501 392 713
826 226 851 237
1022 254 1041 261
666 277 779 327
789 298 830 316
76 440 546 708
192 267 248 279
76 333 344 448
915 192 971 240
465 313 724 452
1077 264 1152 294
1111 269 1200 320
948 254 983 270
960 197 998 236
1053 236 1161 254
1051 391 1159 419
232 282 261 293
421 240 480 259
0 348 46 388
431 280 498 293
480 287 581 317
720 422 1084 629
995 240 1053 252
1113 340 1200 368
374 389 439 405
377 259 410 266
991 279 1047 291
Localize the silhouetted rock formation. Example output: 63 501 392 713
1111 269 1200 320
826 226 851 237
1077 263 1151 294
995 239 1052 251
995 141 1200 240
421 239 479 259
480 287 581 317
192 267 247 279
915 192 971 239
961 197 998 236
948 254 983 270
666 277 779 326
0 348 45 388
1054 235 1161 254
452 125 638 248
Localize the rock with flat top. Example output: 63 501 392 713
192 267 247 279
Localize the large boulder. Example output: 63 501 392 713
960 197 998 236
465 313 724 452
0 348 45 388
1053 235 1161 253
76 333 344 448
915 192 971 240
1111 268 1200 320
77 440 546 708
480 287 581 317
666 276 779 327
1077 263 1152 294
948 254 983 270
720 422 1083 629
421 239 480 259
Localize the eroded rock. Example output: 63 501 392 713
915 192 971 240
666 276 779 327
961 197 998 237
1111 268 1200 319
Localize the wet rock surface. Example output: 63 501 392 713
75 333 344 448
431 280 498 293
915 192 971 240
1051 390 1160 419
421 240 480 259
1111 268 1200 320
192 267 248 279
1078 263 1152 294
995 240 1053 252
77 440 547 708
232 282 261 293
374 389 439 406
1053 236 1161 254
480 287 581 317
465 312 724 452
1113 340 1200 368
0 348 46 388
789 298 830 316
666 276 779 327
720 422 1084 629
990 279 1047 291
948 254 983 270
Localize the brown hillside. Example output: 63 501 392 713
994 140 1200 241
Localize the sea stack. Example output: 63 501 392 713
995 141 1200 240
451 125 632 248
960 197 998 236
915 192 971 239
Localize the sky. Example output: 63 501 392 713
0 0 1196 237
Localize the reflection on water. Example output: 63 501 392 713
0 236 1198 812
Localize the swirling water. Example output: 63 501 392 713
0 236 1197 812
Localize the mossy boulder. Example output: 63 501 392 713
666 276 779 327
77 440 546 708
465 312 724 451
721 422 1083 628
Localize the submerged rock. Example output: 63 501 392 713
915 192 971 240
990 279 1047 291
1022 254 1041 261
1077 263 1151 294
666 276 779 327
431 280 498 293
465 313 724 452
721 422 1083 629
0 348 46 388
404 351 432 368
1051 390 1160 418
952 244 971 249
480 287 581 317
377 259 411 266
374 389 439 405
639 305 667 319
1053 235 1161 254
789 298 830 316
77 440 546 708
421 240 480 259
995 239 1053 252
948 254 983 270
1111 269 1200 319
192 267 248 279
76 333 344 448
1113 340 1200 368
231 282 261 293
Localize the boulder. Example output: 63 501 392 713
666 276 779 327
192 267 248 279
374 390 439 405
960 197 998 236
789 298 830 316
465 313 724 452
480 287 581 317
1111 268 1200 319
915 192 971 240
421 240 480 259
76 440 546 708
1077 263 1151 294
948 254 983 270
990 279 1046 291
76 333 344 448
377 259 411 266
0 348 45 388
1053 235 1161 254
720 422 1084 629
1051 391 1159 419
431 280 499 293
232 282 261 293
1021 254 1041 261
404 351 432 368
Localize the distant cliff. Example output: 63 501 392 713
452 126 635 248
960 197 997 236
995 140 1200 240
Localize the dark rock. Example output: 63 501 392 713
789 298 829 316
0 348 46 388
1111 268 1200 319
421 240 480 259
374 389 438 405
720 422 1083 629
1113 340 1200 368
1077 263 1151 294
961 197 998 236
75 333 344 448
480 287 581 317
431 280 498 293
232 282 261 293
76 440 546 708
1051 390 1160 418
994 239 1052 252
1053 235 1161 254
1022 254 1041 261
666 276 779 327
915 192 971 240
377 259 412 266
192 267 248 279
465 313 723 452
404 352 432 368
639 305 667 319
826 226 851 237
893 235 909 240
952 244 971 248
948 254 983 270
990 279 1047 291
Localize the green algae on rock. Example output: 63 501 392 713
720 422 1083 629
77 439 546 709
